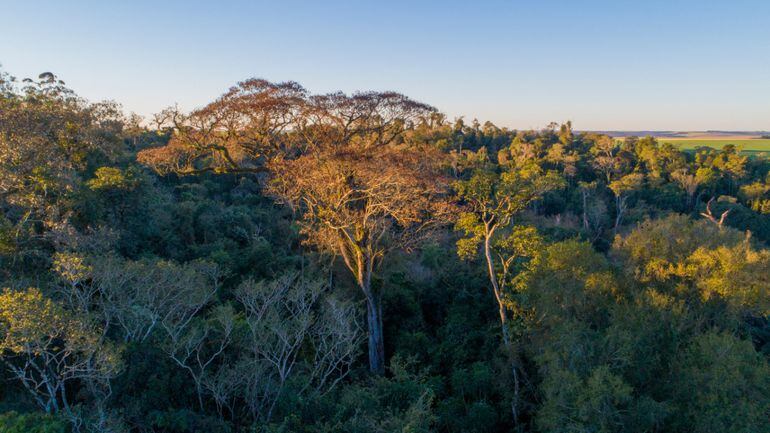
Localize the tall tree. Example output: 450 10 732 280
608 172 644 233
454 161 563 423
272 91 450 374
454 162 564 347
0 72 122 268
139 79 449 374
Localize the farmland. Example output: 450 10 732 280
607 133 770 155
655 138 770 155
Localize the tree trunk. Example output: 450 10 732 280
483 225 520 427
581 189 589 232
613 195 624 234
694 190 706 213
364 288 385 375
341 240 387 376
483 225 510 348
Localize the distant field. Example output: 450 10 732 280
655 138 770 155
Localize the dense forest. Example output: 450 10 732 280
0 69 768 433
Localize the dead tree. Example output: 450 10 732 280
700 197 730 228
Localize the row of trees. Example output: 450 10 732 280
0 69 768 432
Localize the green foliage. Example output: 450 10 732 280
87 166 140 191
262 358 437 433
537 366 637 433
0 411 70 433
670 332 770 433
613 215 770 316
148 409 232 433
517 225 770 433
3 66 770 433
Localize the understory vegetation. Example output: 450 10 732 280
0 69 768 432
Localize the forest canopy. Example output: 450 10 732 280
0 68 768 433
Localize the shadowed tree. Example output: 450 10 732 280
608 172 644 233
670 331 770 433
671 168 706 211
0 288 122 420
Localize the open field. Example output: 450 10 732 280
610 134 770 155
600 130 769 139
654 138 770 155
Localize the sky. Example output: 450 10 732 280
2 0 769 131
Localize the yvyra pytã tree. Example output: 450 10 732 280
139 79 451 374
137 79 306 175
269 92 451 375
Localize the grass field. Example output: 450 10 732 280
652 138 770 156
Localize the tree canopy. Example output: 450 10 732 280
1 68 768 433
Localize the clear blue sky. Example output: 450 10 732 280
2 0 769 130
